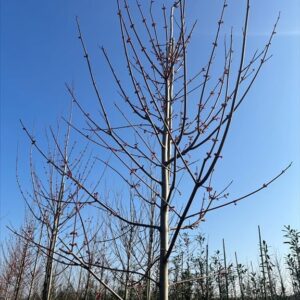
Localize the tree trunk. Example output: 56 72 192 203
159 25 173 298
13 239 29 300
159 197 169 300
42 157 67 300
42 218 59 300
27 224 43 300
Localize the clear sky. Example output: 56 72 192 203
1 0 299 265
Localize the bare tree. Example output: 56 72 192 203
20 0 290 299
17 115 106 300
1 218 38 300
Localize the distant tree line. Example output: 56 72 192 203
1 222 299 299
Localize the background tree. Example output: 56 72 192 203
0 218 40 300
18 116 106 300
284 225 300 297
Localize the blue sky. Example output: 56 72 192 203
1 0 299 265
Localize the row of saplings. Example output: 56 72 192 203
0 225 299 300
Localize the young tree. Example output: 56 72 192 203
1 218 38 300
18 117 105 300
21 0 290 299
